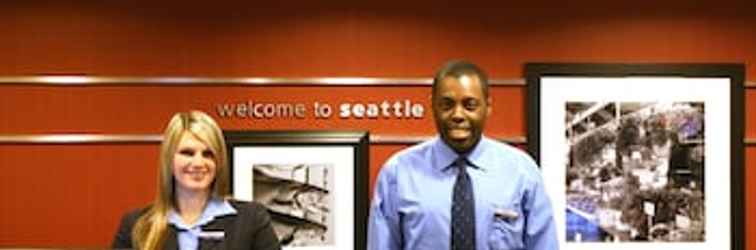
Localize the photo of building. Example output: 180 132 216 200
565 102 705 242
252 163 335 247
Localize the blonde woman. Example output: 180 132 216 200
112 111 280 250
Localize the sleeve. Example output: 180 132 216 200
249 202 282 250
367 162 401 250
522 166 560 250
111 210 138 249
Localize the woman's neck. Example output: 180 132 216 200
175 189 211 226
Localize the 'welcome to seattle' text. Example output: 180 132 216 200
216 100 425 119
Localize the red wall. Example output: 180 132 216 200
1 2 754 248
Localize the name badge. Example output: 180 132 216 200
198 231 225 240
494 208 519 220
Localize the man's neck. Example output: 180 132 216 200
450 137 484 155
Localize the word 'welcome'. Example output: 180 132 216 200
216 100 425 119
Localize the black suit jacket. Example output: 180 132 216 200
112 200 281 250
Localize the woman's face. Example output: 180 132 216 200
172 132 217 196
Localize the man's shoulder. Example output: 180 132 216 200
482 137 534 161
378 138 436 177
385 138 436 164
481 137 541 176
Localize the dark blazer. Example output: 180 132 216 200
112 200 281 250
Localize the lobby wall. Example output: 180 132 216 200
0 2 754 248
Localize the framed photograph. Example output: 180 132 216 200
225 130 369 250
525 63 744 250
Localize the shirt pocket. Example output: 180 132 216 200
488 203 525 250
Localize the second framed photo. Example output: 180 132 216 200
526 63 744 250
225 130 369 250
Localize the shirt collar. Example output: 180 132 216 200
432 135 488 172
168 197 237 230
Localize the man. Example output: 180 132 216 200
367 60 559 250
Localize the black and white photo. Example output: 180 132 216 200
526 63 744 250
564 101 705 242
252 163 335 247
225 131 369 250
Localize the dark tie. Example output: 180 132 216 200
451 156 476 250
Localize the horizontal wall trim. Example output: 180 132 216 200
1 134 754 145
0 76 753 87
0 134 526 145
0 134 163 144
0 76 523 86
372 135 527 144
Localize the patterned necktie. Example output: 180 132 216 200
451 156 476 250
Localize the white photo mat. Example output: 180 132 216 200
233 146 355 250
538 77 731 250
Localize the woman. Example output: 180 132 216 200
112 111 280 250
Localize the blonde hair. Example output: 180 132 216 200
131 111 229 250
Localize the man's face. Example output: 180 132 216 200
433 74 491 154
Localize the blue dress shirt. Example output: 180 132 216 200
168 198 238 250
368 136 559 250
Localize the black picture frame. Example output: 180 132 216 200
224 130 369 250
525 63 744 250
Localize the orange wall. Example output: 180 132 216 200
1 2 755 248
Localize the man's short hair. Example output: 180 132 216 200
432 60 489 98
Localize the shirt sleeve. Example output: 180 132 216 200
367 162 402 250
523 171 560 250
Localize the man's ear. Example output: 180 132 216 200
486 97 493 116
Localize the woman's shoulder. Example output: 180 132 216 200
119 205 152 226
112 205 152 248
225 199 273 224
227 199 267 213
